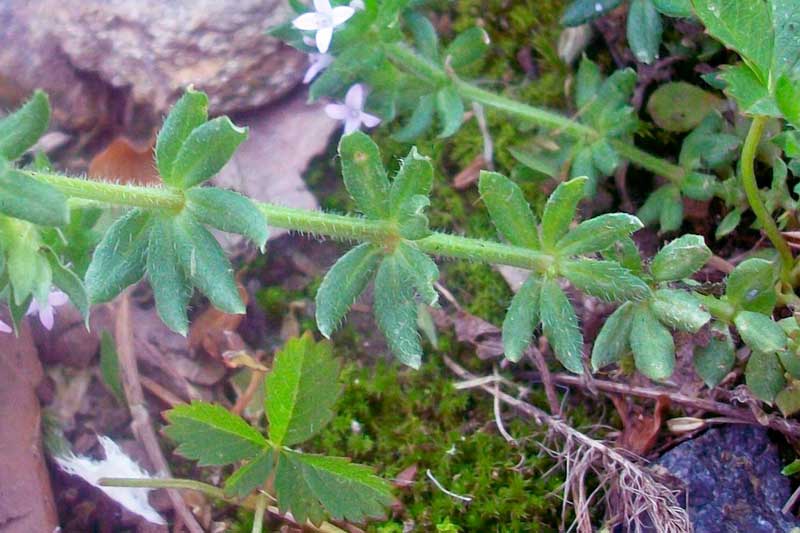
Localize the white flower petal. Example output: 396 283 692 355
39 306 55 330
345 83 365 110
344 116 362 134
360 112 382 128
350 0 365 10
0 320 11 334
331 6 355 26
48 290 69 307
325 103 350 120
304 54 333 83
55 436 165 525
293 12 325 30
316 27 334 53
26 300 40 316
314 0 333 15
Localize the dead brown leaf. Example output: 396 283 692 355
612 395 670 456
188 283 249 360
88 137 160 185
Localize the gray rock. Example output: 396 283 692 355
656 425 800 533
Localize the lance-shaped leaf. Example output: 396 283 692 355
436 85 464 138
393 242 438 306
591 302 634 371
502 276 541 362
374 254 422 368
0 169 68 227
650 234 711 282
652 0 692 17
147 216 192 335
725 258 777 314
576 56 602 108
395 195 432 240
5 227 50 306
694 322 735 387
274 450 393 525
155 90 209 184
539 277 584 373
339 132 390 219
541 177 587 249
591 139 621 175
561 0 623 26
164 402 268 466
445 27 490 71
389 147 433 217
43 248 89 321
170 116 248 189
86 209 151 303
0 90 50 161
746 350 785 403
265 333 341 447
478 171 540 250
650 289 711 333
777 75 800 128
316 243 382 338
560 259 651 302
734 311 787 354
172 212 244 315
393 94 435 142
630 304 675 380
224 449 274 498
628 0 663 64
556 213 643 256
405 11 439 61
185 187 268 251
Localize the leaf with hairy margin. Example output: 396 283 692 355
539 277 584 373
373 255 422 368
591 302 634 371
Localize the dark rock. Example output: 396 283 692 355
657 425 800 532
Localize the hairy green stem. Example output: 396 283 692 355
740 116 794 280
383 43 686 184
100 477 226 499
26 170 554 272
252 493 268 533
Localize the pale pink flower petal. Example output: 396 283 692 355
0 320 11 334
316 26 334 53
39 306 55 331
331 5 356 25
26 300 40 316
325 103 350 120
344 116 362 134
48 290 69 307
345 83 365 110
304 53 334 83
313 0 333 14
360 112 382 128
292 12 325 30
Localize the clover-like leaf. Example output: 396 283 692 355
0 90 50 161
224 449 274 498
502 276 541 362
165 402 268 466
540 277 584 373
479 171 540 250
266 333 341 447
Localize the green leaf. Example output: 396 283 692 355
650 234 712 281
445 27 490 71
734 311 787 354
155 90 209 184
562 0 623 26
147 216 192 335
435 85 464 138
628 0 663 64
509 146 560 178
374 255 422 368
690 0 773 83
85 209 151 303
719 64 780 116
316 243 382 338
3 224 50 306
590 139 620 175
725 258 777 314
0 90 50 161
478 171 540 250
557 213 643 256
782 459 800 476
165 402 268 466
172 212 244 314
541 177 587 249
746 350 785 403
339 132 390 219
776 382 800 417
716 208 742 239
44 248 89 321
771 0 800 80
650 289 711 333
681 172 717 201
99 331 125 404
502 277 541 362
652 0 693 17
170 116 248 189
576 56 602 108
776 75 800 128
694 322 735 387
647 82 722 132
224 449 274 498
185 187 268 251
630 304 675 380
591 302 634 371
309 47 385 102
405 12 439 60
395 194 431 240
571 146 599 194
274 450 393 525
393 242 439 306
560 259 651 302
0 169 68 227
266 333 341 447
539 277 584 373
389 147 433 217
393 93 435 142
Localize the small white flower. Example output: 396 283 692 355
304 52 335 83
0 319 11 334
27 289 69 330
55 436 166 525
325 84 381 134
293 0 355 54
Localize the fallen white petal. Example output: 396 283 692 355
55 436 166 525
